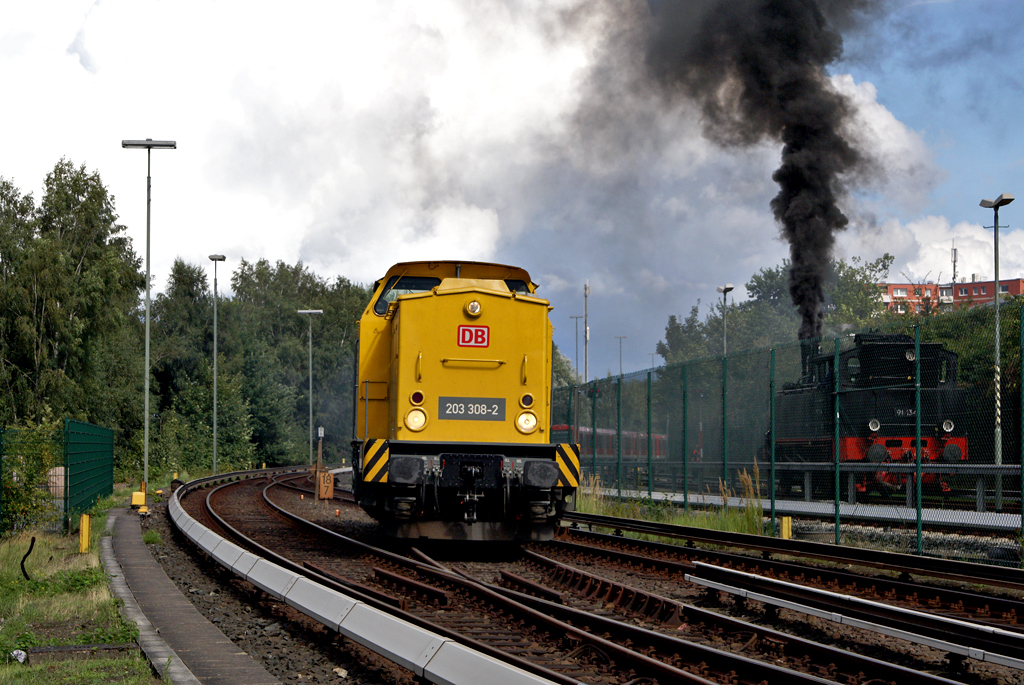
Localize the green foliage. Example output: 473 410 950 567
0 422 63 532
657 255 893 364
142 529 161 545
0 161 143 470
0 657 155 684
76 618 138 645
21 566 107 597
551 343 577 388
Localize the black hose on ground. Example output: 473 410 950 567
21 536 35 581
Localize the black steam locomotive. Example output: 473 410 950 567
774 333 968 497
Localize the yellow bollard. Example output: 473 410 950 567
173 472 178 480
780 516 792 540
79 514 91 554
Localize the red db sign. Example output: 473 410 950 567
458 325 489 347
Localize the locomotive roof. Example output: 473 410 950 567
375 261 537 290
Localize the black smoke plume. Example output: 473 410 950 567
644 0 881 339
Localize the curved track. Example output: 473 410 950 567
170 469 1017 685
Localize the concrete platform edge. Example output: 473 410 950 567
101 509 202 685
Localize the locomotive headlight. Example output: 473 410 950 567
410 390 424 406
520 393 534 408
404 407 428 432
868 418 880 432
942 419 954 433
515 410 538 434
465 300 482 317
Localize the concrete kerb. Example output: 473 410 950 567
100 509 202 685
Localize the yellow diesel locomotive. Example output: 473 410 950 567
352 261 580 540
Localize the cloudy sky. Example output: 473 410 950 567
2 0 1022 377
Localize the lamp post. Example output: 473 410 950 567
584 281 591 383
122 138 176 492
615 336 627 376
570 316 583 380
610 335 626 374
297 309 324 464
717 284 734 356
980 192 1014 510
209 255 226 474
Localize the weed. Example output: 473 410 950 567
142 530 161 546
21 567 107 597
574 463 766 544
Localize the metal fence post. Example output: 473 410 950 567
591 381 598 477
769 348 776 533
682 364 689 512
63 418 71 533
1020 303 1024 542
915 325 923 555
647 370 653 499
569 384 576 434
722 356 728 490
616 376 623 499
833 338 841 545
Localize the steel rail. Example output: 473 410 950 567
688 562 1024 670
563 510 1024 590
517 548 962 685
255 476 723 684
555 528 1024 631
259 475 869 684
172 471 559 685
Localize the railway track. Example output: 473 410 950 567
170 470 1017 684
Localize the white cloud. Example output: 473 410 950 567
0 0 1000 375
832 74 946 212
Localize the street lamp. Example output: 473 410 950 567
980 192 1014 510
716 284 734 356
584 281 591 383
122 138 176 492
209 255 226 474
297 309 324 465
615 336 627 376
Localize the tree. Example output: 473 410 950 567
229 259 371 464
0 161 144 468
656 255 893 365
551 343 577 388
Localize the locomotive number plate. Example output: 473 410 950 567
439 397 506 421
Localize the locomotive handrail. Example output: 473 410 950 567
441 357 506 365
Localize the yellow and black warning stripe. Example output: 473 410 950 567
362 439 389 483
555 443 580 488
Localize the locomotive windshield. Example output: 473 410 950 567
504 279 531 294
373 275 442 315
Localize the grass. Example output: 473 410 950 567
0 657 157 684
574 462 767 543
0 482 161 683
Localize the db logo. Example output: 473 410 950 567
458 325 489 347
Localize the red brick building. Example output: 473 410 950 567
879 278 1024 314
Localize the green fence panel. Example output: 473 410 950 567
63 419 114 521
554 297 1024 565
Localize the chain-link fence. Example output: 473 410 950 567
554 300 1024 564
0 419 114 533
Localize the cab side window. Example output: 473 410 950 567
373 276 442 315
